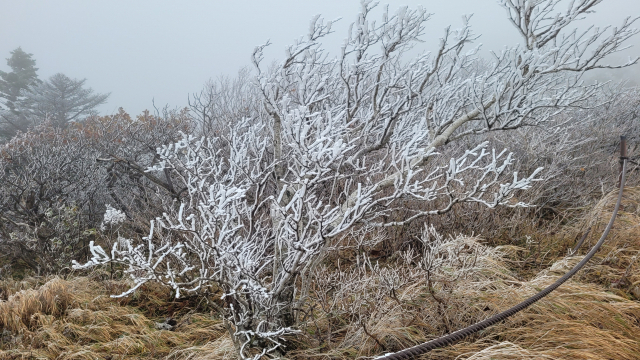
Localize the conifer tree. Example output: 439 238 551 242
25 73 109 128
0 47 40 139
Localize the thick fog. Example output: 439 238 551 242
2 0 639 115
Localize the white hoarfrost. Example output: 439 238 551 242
74 1 637 358
99 204 126 231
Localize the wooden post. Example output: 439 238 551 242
619 135 628 188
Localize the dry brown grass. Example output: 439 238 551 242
0 277 231 359
428 273 640 359
289 187 640 360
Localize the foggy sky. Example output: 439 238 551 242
2 0 639 116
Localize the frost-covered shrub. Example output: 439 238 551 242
100 205 126 231
73 0 638 358
0 123 104 274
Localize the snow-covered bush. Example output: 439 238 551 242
100 205 126 231
73 0 637 358
0 123 104 274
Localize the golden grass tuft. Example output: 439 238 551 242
0 277 227 359
166 336 237 360
454 342 556 359
0 277 71 334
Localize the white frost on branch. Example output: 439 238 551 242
99 204 126 231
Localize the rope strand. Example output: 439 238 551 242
375 159 628 360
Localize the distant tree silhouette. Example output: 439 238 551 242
24 73 109 128
0 47 40 140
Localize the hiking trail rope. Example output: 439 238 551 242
374 158 628 360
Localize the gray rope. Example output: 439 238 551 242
570 226 592 255
375 159 628 360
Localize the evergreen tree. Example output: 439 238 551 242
0 47 40 114
25 73 109 128
0 47 40 139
